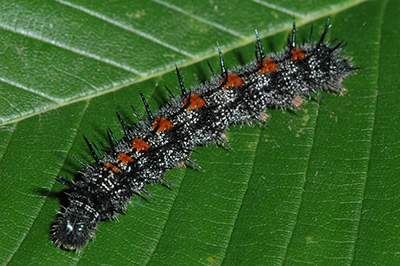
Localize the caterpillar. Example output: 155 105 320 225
50 18 357 251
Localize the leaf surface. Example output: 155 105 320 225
1 0 398 265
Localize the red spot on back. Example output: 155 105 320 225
131 139 150 153
220 73 244 89
104 162 121 173
258 58 278 73
292 48 306 61
291 95 303 108
152 117 174 134
117 152 134 165
182 94 206 111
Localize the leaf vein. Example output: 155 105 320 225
53 0 196 58
150 0 243 38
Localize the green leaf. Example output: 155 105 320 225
1 0 399 265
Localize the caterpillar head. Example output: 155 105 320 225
51 197 99 251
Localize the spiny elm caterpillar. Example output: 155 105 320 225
51 18 357 251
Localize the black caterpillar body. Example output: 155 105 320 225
51 18 356 251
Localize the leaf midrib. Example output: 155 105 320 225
0 0 366 127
